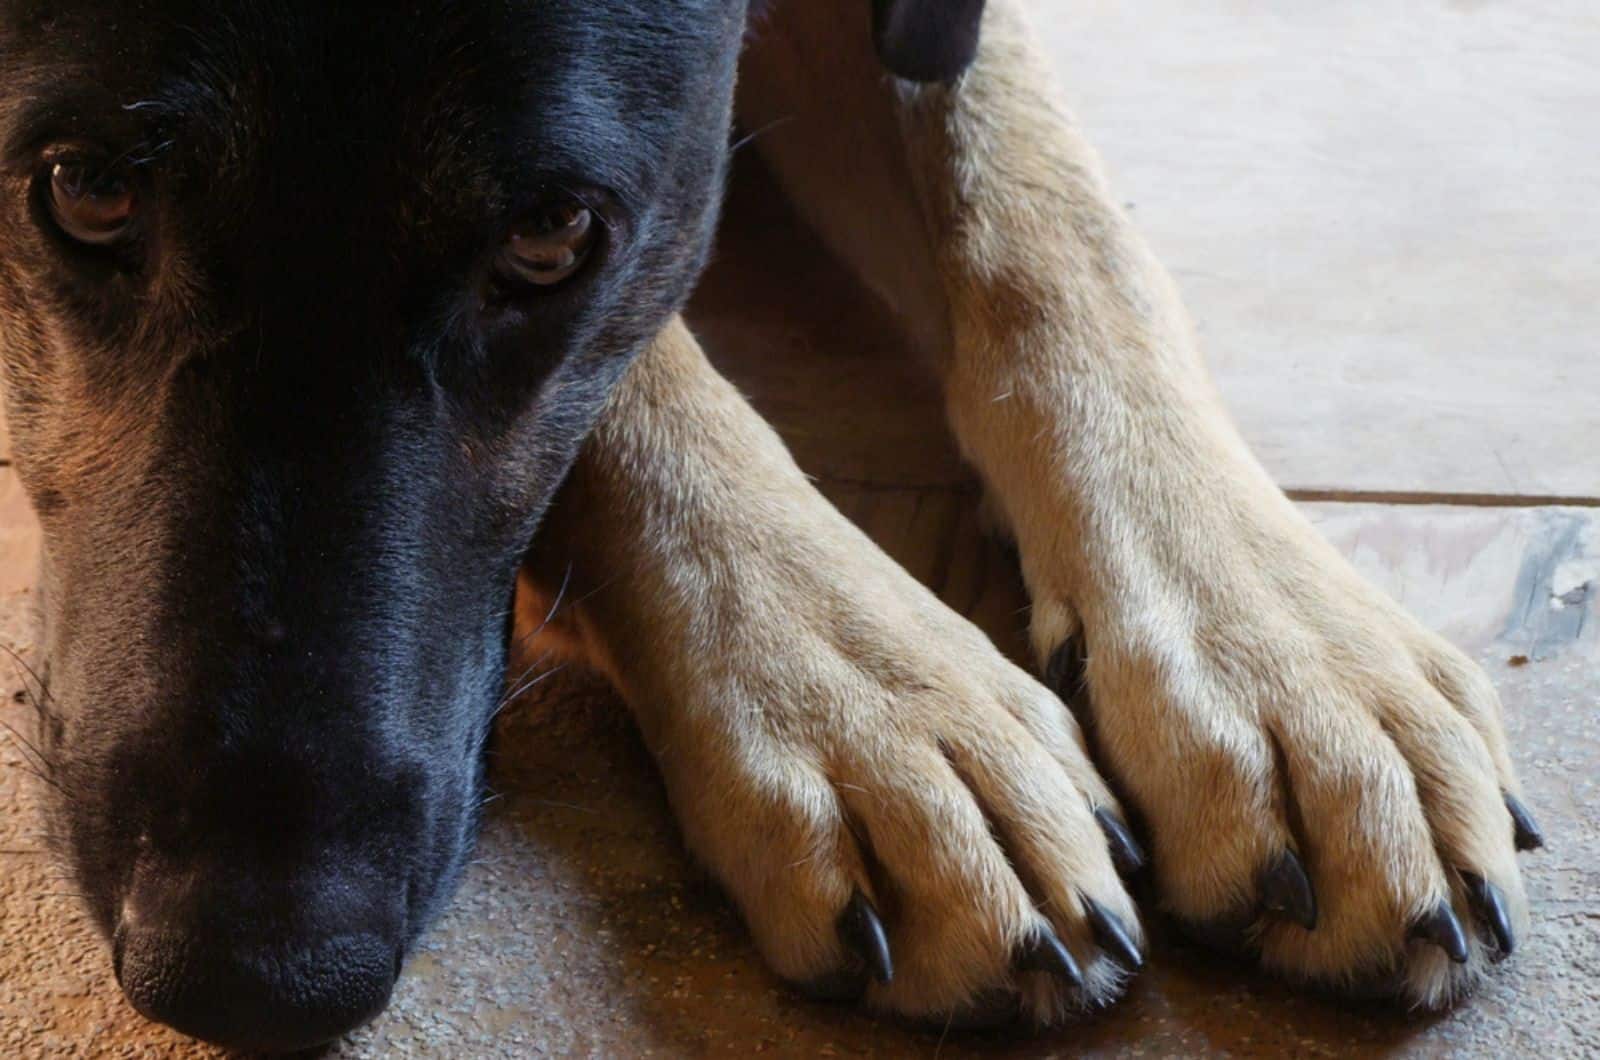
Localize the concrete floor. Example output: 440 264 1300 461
3 2 1599 1056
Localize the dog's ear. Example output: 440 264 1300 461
870 0 986 83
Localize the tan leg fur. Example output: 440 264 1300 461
738 0 1531 1008
519 317 1142 1023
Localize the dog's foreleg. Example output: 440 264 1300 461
741 0 1533 1005
517 315 1143 1023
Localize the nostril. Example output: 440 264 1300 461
116 928 397 1051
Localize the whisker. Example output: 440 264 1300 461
504 561 573 662
558 187 615 233
103 134 175 175
514 567 623 660
8 681 41 716
0 642 55 702
541 562 574 629
492 565 620 716
730 114 795 155
7 758 61 790
498 649 553 706
127 138 176 167
506 661 566 703
0 728 76 802
0 718 52 774
563 573 620 617
496 661 568 715
17 769 75 801
529 799 596 815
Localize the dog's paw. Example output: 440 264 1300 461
1029 517 1538 1009
629 558 1145 1026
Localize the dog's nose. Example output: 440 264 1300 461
114 923 398 1051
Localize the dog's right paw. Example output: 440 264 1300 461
585 539 1146 1027
1023 503 1538 1010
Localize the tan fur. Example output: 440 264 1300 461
519 0 1529 1022
520 318 1136 1021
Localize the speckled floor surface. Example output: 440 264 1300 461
3 509 1597 1058
4 3 1599 1057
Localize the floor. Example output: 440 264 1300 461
2 3 1597 1056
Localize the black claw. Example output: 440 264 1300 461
1461 872 1515 956
837 890 894 984
1014 926 1084 988
1044 638 1087 698
1408 901 1470 964
1504 793 1545 852
1083 896 1144 970
1258 849 1318 931
1094 807 1146 877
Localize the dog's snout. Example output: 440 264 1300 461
115 920 397 1051
112 860 403 1051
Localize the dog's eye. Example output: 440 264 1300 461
495 201 595 288
47 161 138 246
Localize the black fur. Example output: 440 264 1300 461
870 0 987 83
0 0 747 1050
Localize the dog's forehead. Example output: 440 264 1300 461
1 0 736 221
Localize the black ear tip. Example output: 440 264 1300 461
870 0 987 84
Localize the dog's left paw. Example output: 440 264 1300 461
1024 500 1539 1009
658 577 1153 1026
541 513 1150 1026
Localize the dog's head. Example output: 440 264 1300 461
0 0 744 1048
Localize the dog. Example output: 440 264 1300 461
0 0 1542 1050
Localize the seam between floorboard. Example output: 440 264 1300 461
1286 488 1600 509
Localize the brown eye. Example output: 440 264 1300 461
48 162 137 246
496 201 595 288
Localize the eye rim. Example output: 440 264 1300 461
38 148 141 248
491 194 603 294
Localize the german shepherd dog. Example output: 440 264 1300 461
0 0 1541 1050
